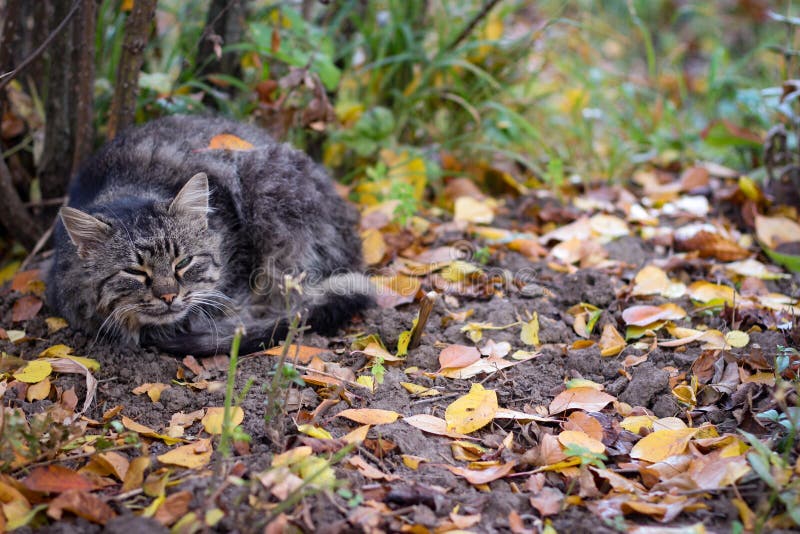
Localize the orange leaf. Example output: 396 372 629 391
438 344 481 370
207 133 254 151
24 465 97 493
46 490 115 524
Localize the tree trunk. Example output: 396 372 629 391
107 0 157 140
197 0 246 107
72 0 97 175
38 0 78 200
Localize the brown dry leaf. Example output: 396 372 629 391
201 407 244 435
347 456 400 481
81 451 129 481
632 265 670 296
403 414 473 440
675 228 749 261
337 408 400 425
154 490 193 526
438 344 481 370
46 490 115 524
342 424 371 444
369 274 421 308
170 409 205 428
630 428 699 463
157 438 213 469
529 486 564 517
549 387 616 414
445 383 498 434
45 317 69 333
12 295 42 322
207 133 254 151
599 324 626 357
622 303 686 326
444 460 516 485
23 465 97 493
755 214 800 248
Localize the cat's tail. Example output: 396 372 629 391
148 273 375 357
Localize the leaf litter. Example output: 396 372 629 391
1 159 800 533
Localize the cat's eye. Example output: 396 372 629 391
123 268 148 277
175 257 192 270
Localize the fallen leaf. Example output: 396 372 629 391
12 296 42 322
445 383 498 434
337 408 400 425
439 344 481 370
24 465 97 493
549 387 616 414
622 303 686 326
630 428 699 463
444 460 516 485
454 196 494 224
558 430 605 454
157 438 213 468
403 414 473 440
520 313 540 346
13 360 52 383
599 324 626 357
46 490 115 524
201 407 245 435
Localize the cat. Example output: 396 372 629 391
47 115 373 356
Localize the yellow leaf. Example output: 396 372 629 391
297 424 333 440
201 407 244 435
402 455 426 470
337 408 400 425
630 428 698 462
400 382 440 397
445 383 498 434
599 324 626 357
361 228 387 266
454 196 494 224
13 360 52 383
342 425 370 444
725 330 750 348
620 415 658 434
441 260 481 282
520 313 540 346
356 375 375 391
58 355 101 372
687 281 737 306
45 317 69 333
26 377 51 401
38 344 73 358
157 438 213 469
132 382 171 403
207 133 254 151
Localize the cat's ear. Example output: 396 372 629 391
60 207 112 258
169 172 209 225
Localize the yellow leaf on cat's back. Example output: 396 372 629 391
207 133 254 151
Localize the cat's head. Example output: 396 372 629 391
59 173 225 328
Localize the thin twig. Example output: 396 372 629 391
20 195 67 270
0 0 81 91
445 0 503 52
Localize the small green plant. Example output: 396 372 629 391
219 327 253 459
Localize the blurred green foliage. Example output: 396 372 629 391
91 0 791 203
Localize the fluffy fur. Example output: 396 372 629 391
47 115 372 355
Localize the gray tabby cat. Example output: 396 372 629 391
47 115 373 356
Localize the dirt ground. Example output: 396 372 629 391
2 198 799 533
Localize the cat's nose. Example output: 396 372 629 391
159 293 178 305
